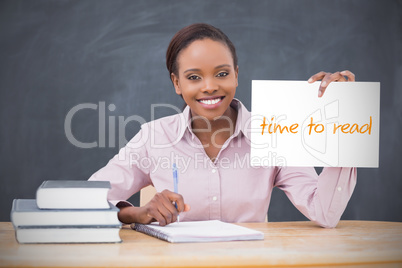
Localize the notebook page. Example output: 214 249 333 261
136 220 264 242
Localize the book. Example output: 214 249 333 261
11 199 121 227
131 220 264 243
15 225 122 244
36 180 111 209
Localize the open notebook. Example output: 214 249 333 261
131 220 264 243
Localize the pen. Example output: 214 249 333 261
172 163 180 223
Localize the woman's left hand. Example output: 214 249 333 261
308 70 355 97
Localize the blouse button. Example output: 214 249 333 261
337 186 342 192
212 169 217 174
212 196 218 201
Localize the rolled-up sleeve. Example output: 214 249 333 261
274 167 357 228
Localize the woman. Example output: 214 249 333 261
89 23 356 227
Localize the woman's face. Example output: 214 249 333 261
171 38 238 121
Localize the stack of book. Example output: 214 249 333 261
11 180 121 243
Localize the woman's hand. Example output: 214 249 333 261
118 189 190 226
308 70 355 97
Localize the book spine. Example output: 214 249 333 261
131 224 170 242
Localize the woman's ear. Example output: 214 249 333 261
171 73 182 95
235 66 239 87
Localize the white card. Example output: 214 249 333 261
250 80 380 167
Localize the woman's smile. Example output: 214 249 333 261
197 96 225 108
170 38 238 121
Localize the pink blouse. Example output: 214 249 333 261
89 99 357 227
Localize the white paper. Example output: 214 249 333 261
135 220 264 243
250 80 380 167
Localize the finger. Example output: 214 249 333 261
161 189 186 214
146 205 167 226
308 71 327 83
148 201 176 226
146 192 178 225
319 72 346 97
184 204 191 212
157 203 176 225
340 70 355 81
157 193 180 224
332 71 347 82
318 72 333 97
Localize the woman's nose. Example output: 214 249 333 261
202 78 218 93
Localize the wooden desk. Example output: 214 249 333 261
0 221 401 267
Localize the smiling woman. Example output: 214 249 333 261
89 23 357 228
167 24 240 161
170 39 239 159
171 39 237 114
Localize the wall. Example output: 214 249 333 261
1 0 401 222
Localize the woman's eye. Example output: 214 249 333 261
188 75 200 80
217 72 229 77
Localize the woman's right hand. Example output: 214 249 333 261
118 189 190 226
